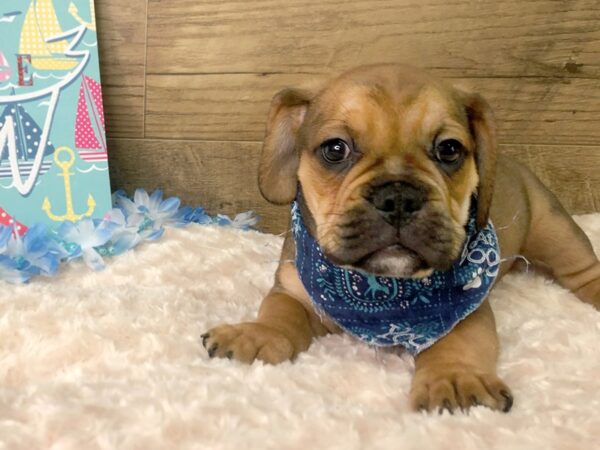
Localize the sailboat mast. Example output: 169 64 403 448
7 88 29 162
82 77 107 152
13 105 29 162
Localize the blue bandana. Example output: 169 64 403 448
292 199 500 355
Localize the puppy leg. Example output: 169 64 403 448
523 187 600 309
410 301 513 413
202 292 317 364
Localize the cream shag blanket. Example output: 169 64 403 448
1 216 599 450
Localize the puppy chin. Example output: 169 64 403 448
346 245 432 279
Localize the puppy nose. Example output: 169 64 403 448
367 181 426 226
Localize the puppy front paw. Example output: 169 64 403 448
201 322 295 364
574 276 600 310
410 366 513 414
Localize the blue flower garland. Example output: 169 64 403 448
0 189 258 284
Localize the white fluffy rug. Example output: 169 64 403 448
1 215 599 450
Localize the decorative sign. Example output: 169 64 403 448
0 0 110 234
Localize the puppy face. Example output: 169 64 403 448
259 65 497 278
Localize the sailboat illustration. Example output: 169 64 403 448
19 0 79 71
0 25 90 196
0 207 28 236
75 75 107 161
0 92 54 179
0 52 11 82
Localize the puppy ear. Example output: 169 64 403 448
462 92 498 229
258 88 312 204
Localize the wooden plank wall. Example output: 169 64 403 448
98 0 600 233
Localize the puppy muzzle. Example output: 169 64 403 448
322 183 461 277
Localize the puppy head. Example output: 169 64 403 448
259 64 497 278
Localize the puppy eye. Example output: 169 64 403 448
320 138 351 164
434 139 464 165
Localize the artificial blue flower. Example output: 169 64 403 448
170 206 196 228
135 189 191 228
113 188 188 240
111 189 135 215
0 189 259 284
212 212 258 230
0 255 32 284
0 225 40 283
46 232 80 261
231 211 259 230
5 223 59 276
97 208 142 256
182 207 213 225
214 214 232 226
57 218 117 270
111 190 150 233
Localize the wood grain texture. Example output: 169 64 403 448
108 139 289 233
501 145 599 213
145 73 600 144
96 0 147 138
144 0 600 145
100 0 600 219
108 139 600 234
146 0 600 78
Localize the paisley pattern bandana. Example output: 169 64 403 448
291 199 500 355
